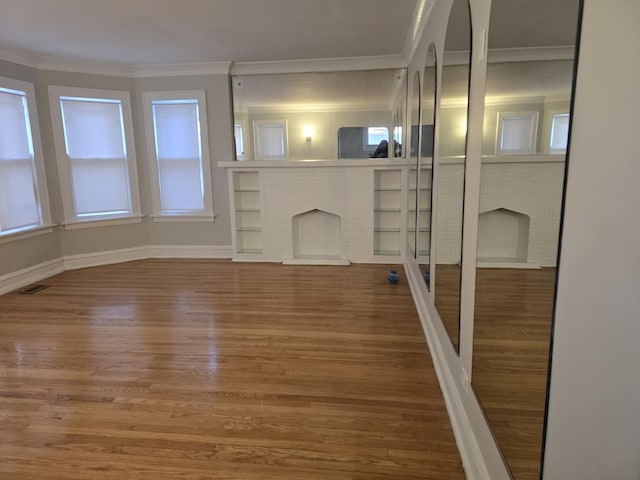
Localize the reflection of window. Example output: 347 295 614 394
0 77 51 237
365 127 389 148
254 120 287 160
497 112 538 154
234 124 244 160
393 126 402 143
143 91 213 217
50 86 140 224
549 113 570 154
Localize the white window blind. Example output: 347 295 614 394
234 124 244 160
60 97 131 217
254 121 286 159
499 113 537 154
550 113 570 154
0 88 40 233
152 100 205 212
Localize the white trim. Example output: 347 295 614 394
405 260 493 480
48 85 142 225
230 55 404 75
149 215 215 223
0 258 65 296
62 216 143 230
0 45 37 68
488 46 576 64
134 61 231 78
218 158 409 169
63 246 148 271
148 245 232 259
36 55 133 77
0 76 53 235
142 90 215 218
0 225 56 245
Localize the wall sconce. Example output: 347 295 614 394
304 126 314 142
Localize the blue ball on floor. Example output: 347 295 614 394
389 269 399 284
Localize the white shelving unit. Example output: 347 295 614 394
233 171 262 254
416 168 432 259
373 169 402 256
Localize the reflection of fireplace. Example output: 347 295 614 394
477 208 539 268
284 209 349 265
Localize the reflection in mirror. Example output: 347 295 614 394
407 71 421 258
232 69 407 161
434 0 471 351
471 1 581 478
418 45 437 290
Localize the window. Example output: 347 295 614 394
49 86 140 226
549 113 570 154
365 126 389 149
143 91 213 218
497 111 538 154
0 77 51 238
234 124 244 160
253 120 287 160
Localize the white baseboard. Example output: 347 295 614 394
148 245 232 259
0 258 65 295
0 245 235 296
405 260 492 480
63 246 149 271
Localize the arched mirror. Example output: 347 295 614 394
471 0 582 478
407 71 421 258
418 45 437 290
434 0 471 351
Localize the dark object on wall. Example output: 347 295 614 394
370 140 389 158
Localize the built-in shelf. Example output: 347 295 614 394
233 171 262 254
373 169 402 256
374 249 401 256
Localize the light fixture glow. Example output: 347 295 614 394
303 126 314 141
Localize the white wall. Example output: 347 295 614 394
543 1 640 478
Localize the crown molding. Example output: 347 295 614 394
133 61 232 78
487 46 575 63
245 103 391 114
0 45 37 68
230 55 404 75
36 55 133 77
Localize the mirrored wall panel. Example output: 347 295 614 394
418 45 437 289
232 69 407 161
407 71 421 258
434 0 471 351
471 0 582 478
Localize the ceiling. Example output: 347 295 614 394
0 0 417 65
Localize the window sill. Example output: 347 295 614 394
62 216 144 231
149 215 216 223
0 224 57 245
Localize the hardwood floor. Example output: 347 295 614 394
433 264 462 350
0 260 465 480
472 267 556 480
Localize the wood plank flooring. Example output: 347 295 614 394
0 260 465 480
472 267 556 480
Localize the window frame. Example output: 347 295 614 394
496 111 539 155
253 119 288 160
546 110 571 155
142 90 215 220
0 76 52 241
49 86 141 228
